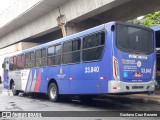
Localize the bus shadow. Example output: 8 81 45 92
71 98 132 111
20 93 132 111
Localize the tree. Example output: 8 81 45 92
129 11 160 27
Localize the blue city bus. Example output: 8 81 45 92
2 21 156 102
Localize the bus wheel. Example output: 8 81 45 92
48 83 59 102
11 82 19 96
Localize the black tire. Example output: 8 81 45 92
48 83 59 102
11 82 19 96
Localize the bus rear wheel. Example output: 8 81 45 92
11 82 19 96
48 83 59 102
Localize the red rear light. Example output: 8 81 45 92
113 87 117 90
113 57 120 80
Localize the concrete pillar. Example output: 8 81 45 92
66 19 102 36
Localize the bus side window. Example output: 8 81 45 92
25 52 31 68
17 55 22 70
36 50 41 67
41 48 46 67
25 52 35 68
55 45 61 65
35 48 46 67
16 54 25 70
47 46 55 66
62 38 81 64
21 54 25 69
13 56 17 70
30 52 35 68
82 32 105 62
47 45 61 66
9 57 14 71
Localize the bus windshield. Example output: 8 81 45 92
116 24 154 55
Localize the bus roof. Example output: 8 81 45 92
7 21 153 55
151 25 160 31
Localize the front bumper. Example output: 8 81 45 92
108 80 156 93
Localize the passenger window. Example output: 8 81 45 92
13 56 17 70
35 49 46 67
25 53 30 61
25 52 35 68
17 55 24 70
9 57 14 71
63 41 72 53
72 40 81 51
31 52 35 60
62 38 81 64
22 54 25 62
36 50 41 58
55 45 61 55
83 32 105 49
82 32 105 61
83 34 96 49
47 45 62 66
48 46 55 56
9 57 13 64
17 55 21 62
54 55 61 65
42 48 46 58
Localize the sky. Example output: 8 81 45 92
0 0 17 15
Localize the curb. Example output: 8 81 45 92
0 84 3 94
104 95 160 105
1 90 13 96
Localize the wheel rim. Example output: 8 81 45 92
50 87 56 99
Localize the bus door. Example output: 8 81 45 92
3 58 9 89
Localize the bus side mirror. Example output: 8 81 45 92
2 63 5 68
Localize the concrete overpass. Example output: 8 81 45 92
0 0 160 55
0 0 160 50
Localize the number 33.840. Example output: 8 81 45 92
85 66 99 73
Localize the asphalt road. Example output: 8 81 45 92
0 84 160 120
